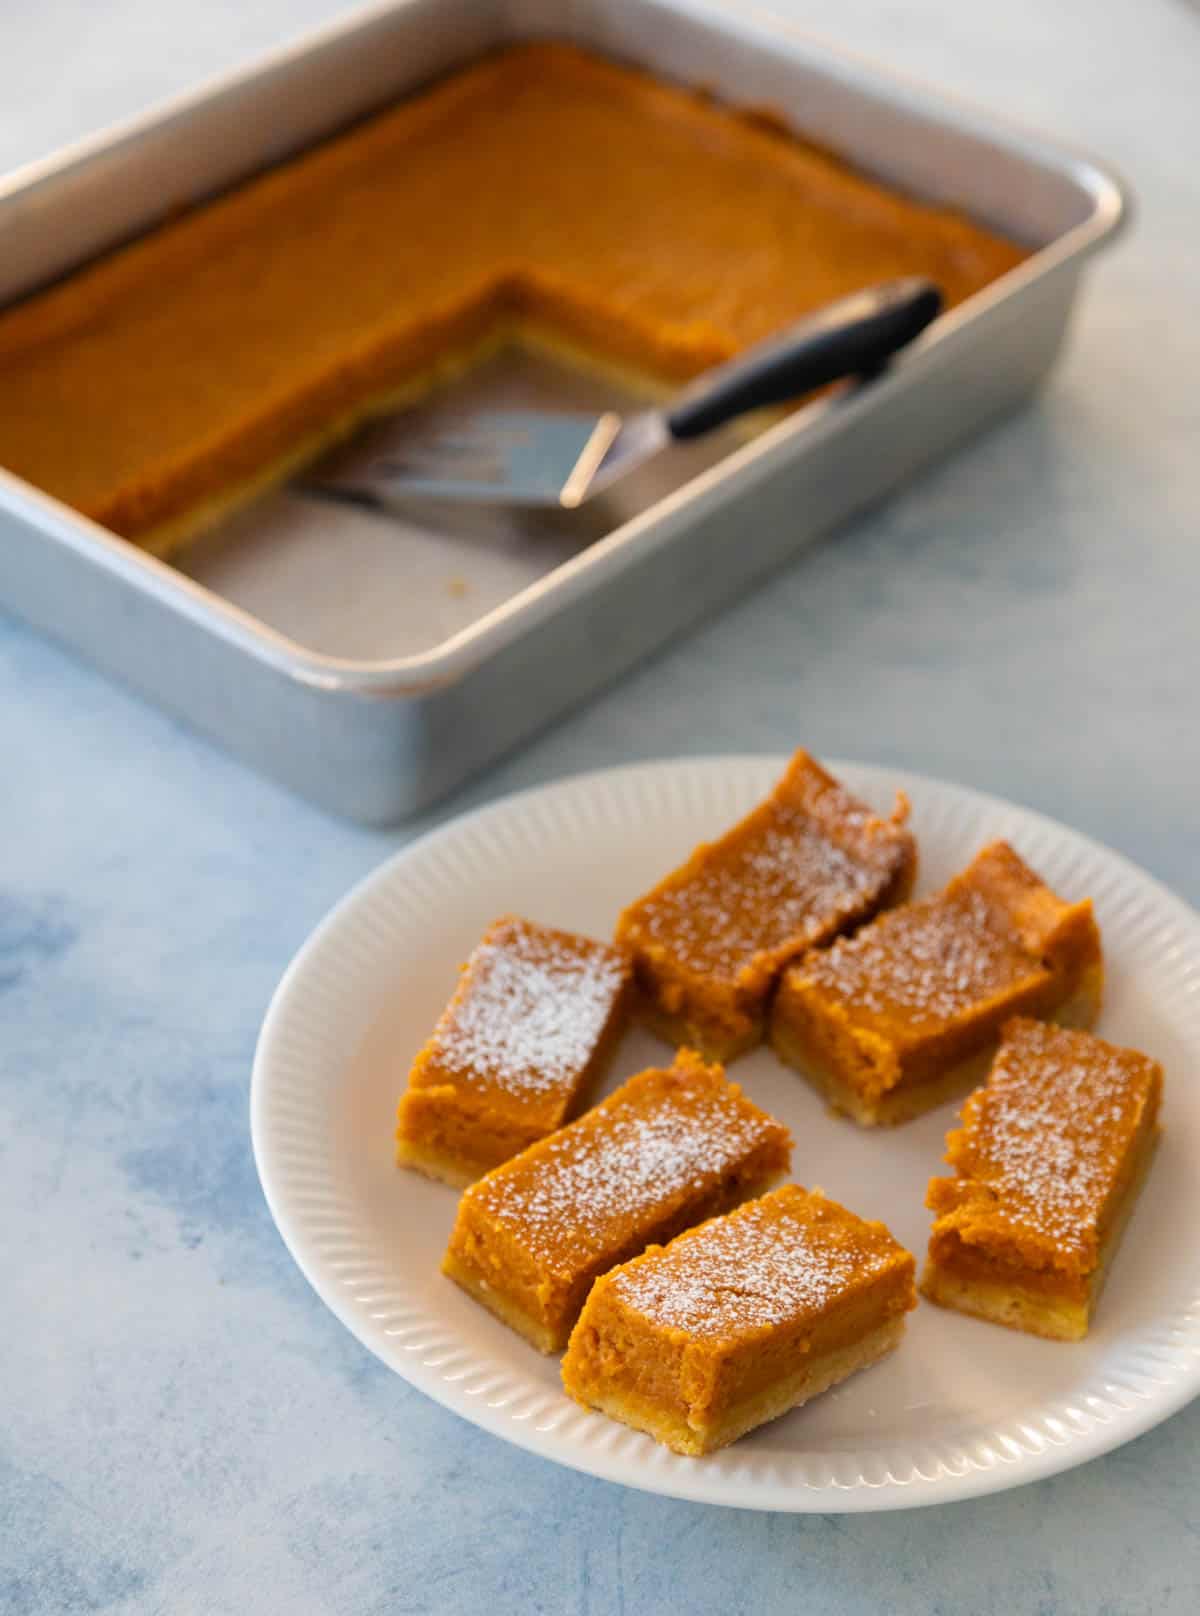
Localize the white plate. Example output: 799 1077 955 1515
251 757 1200 1511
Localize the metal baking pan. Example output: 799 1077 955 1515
0 0 1127 824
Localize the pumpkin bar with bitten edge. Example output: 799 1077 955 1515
921 1017 1162 1341
562 1184 916 1455
396 915 632 1188
770 840 1104 1126
442 1050 791 1353
615 750 916 1063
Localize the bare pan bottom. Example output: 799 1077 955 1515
138 325 679 562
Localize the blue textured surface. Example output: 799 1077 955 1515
3 1 1200 1610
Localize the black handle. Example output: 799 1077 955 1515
666 277 943 441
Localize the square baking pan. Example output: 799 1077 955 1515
0 0 1126 824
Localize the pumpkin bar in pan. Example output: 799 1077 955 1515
615 750 916 1063
397 915 632 1188
442 1050 790 1353
770 840 1104 1126
0 43 1025 558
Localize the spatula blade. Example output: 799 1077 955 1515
306 408 623 509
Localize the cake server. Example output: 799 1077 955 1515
304 277 942 512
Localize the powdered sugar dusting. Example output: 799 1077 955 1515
433 919 627 1099
470 1071 784 1267
627 808 898 983
612 1189 904 1336
798 888 1044 1031
952 1020 1160 1251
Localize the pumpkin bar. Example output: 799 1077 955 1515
614 751 916 1063
0 43 1026 558
562 1184 916 1455
770 840 1104 1126
921 1018 1162 1341
442 1050 791 1353
396 915 632 1188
